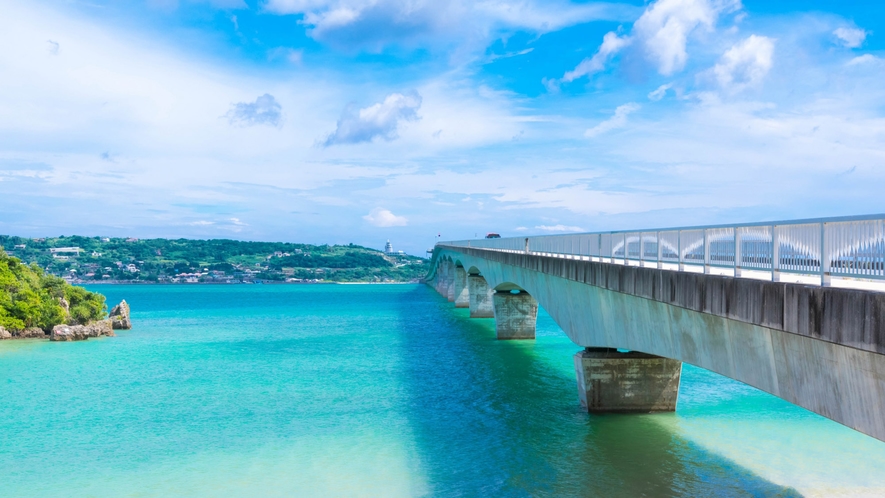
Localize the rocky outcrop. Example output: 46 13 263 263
16 327 47 338
50 320 114 342
50 324 88 342
110 300 132 330
1 301 129 342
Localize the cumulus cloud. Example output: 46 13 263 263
648 83 673 101
226 94 283 127
535 224 585 232
634 0 740 75
834 27 867 48
554 0 741 84
264 0 634 50
363 207 407 227
713 35 775 92
560 31 631 84
585 103 640 138
323 91 421 146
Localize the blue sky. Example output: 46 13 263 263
1 0 883 254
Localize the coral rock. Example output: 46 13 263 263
110 300 132 330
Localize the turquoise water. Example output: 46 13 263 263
2 284 885 497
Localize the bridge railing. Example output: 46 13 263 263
441 214 885 286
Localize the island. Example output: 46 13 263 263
0 236 427 284
0 248 130 341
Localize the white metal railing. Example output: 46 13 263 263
440 214 885 287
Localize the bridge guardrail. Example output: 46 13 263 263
441 214 885 286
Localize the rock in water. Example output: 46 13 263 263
50 321 115 341
50 324 88 342
88 320 115 337
0 327 10 340
18 327 47 338
110 300 132 330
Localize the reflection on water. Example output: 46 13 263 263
396 287 803 497
0 284 882 497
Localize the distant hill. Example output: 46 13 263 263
0 236 427 284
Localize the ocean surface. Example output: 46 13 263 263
2 284 885 497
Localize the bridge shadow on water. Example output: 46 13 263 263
394 286 803 497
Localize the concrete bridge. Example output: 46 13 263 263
426 215 885 442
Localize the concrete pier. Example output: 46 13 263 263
468 275 494 318
573 348 682 413
492 290 538 340
454 267 469 308
435 261 448 295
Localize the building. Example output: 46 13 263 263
384 240 394 254
50 247 81 258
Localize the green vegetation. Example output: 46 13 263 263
0 236 427 284
0 248 106 331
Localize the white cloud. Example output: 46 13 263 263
847 54 881 66
226 93 283 127
833 27 867 48
713 35 775 92
263 0 635 50
363 207 407 227
323 91 421 146
561 31 631 83
648 83 673 101
189 220 214 226
585 103 640 138
634 0 741 75
535 224 585 232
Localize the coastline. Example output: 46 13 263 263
77 280 422 285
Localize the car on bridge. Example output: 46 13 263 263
485 233 501 239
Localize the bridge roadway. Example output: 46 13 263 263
427 245 885 442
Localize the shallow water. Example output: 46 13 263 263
1 284 884 497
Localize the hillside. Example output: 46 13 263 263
0 249 106 333
0 236 427 284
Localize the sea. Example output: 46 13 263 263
1 284 885 497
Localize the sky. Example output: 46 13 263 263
1 0 884 255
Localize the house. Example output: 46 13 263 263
13 244 26 249
50 247 81 258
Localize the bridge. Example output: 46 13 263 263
426 215 885 442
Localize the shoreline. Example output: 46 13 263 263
76 280 423 285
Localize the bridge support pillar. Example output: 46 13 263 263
468 275 494 318
573 348 681 413
492 290 537 340
435 263 447 296
445 263 455 302
454 267 469 308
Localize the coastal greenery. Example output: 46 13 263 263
0 249 106 331
0 236 427 283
